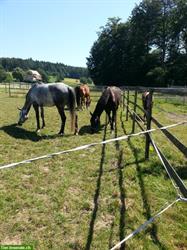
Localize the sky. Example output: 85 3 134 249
0 0 142 67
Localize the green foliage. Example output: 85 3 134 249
4 72 13 83
87 0 187 86
37 68 49 83
55 73 63 82
0 57 89 80
79 77 86 84
80 77 93 84
12 67 25 82
146 67 166 86
0 67 7 82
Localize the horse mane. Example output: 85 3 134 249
22 84 38 110
99 86 117 105
92 87 112 116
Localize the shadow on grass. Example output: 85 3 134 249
106 158 145 173
79 124 106 135
120 113 167 250
140 161 165 177
78 125 93 135
176 166 187 180
85 122 107 250
0 123 74 142
110 125 126 250
0 123 41 142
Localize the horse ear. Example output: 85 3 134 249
90 111 93 116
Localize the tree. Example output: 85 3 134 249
87 0 187 86
87 18 132 85
0 66 7 82
12 67 25 81
37 68 49 83
0 57 89 80
5 72 13 83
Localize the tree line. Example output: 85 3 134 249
87 0 187 87
0 57 89 83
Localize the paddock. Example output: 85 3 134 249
0 84 187 250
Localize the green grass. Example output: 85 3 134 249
0 88 187 249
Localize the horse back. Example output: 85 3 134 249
30 84 54 106
80 84 90 97
105 86 121 107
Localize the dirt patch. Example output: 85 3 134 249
1 235 22 245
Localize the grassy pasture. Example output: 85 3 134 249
0 85 187 250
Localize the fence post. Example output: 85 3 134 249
8 82 11 97
126 90 129 121
132 90 137 134
145 91 153 159
5 83 7 93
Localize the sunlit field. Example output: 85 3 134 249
0 82 186 250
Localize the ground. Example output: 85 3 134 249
0 84 187 250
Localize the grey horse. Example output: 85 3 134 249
18 82 78 135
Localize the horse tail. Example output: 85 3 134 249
68 87 76 132
74 86 81 108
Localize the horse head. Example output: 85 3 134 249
17 108 29 126
90 112 100 133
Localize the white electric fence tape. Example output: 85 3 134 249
110 197 181 250
0 121 186 170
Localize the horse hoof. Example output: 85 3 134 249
36 129 40 133
58 132 64 136
111 130 114 135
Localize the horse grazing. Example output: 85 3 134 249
75 84 91 110
90 86 122 133
17 82 78 135
142 91 152 119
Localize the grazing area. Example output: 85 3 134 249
0 84 187 250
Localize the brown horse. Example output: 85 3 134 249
142 91 152 119
90 86 122 133
75 84 91 110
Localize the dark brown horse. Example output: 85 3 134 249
142 91 152 119
75 84 91 110
90 86 122 133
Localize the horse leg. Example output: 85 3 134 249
86 97 89 109
74 113 79 135
56 105 66 135
33 103 40 132
86 96 91 109
106 110 112 126
111 109 117 131
40 106 45 129
81 97 84 110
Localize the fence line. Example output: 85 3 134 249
0 121 186 171
152 117 187 158
110 197 182 250
150 136 187 198
123 90 187 159
110 105 187 249
110 129 187 250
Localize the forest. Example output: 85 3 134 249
0 57 89 83
87 0 187 86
